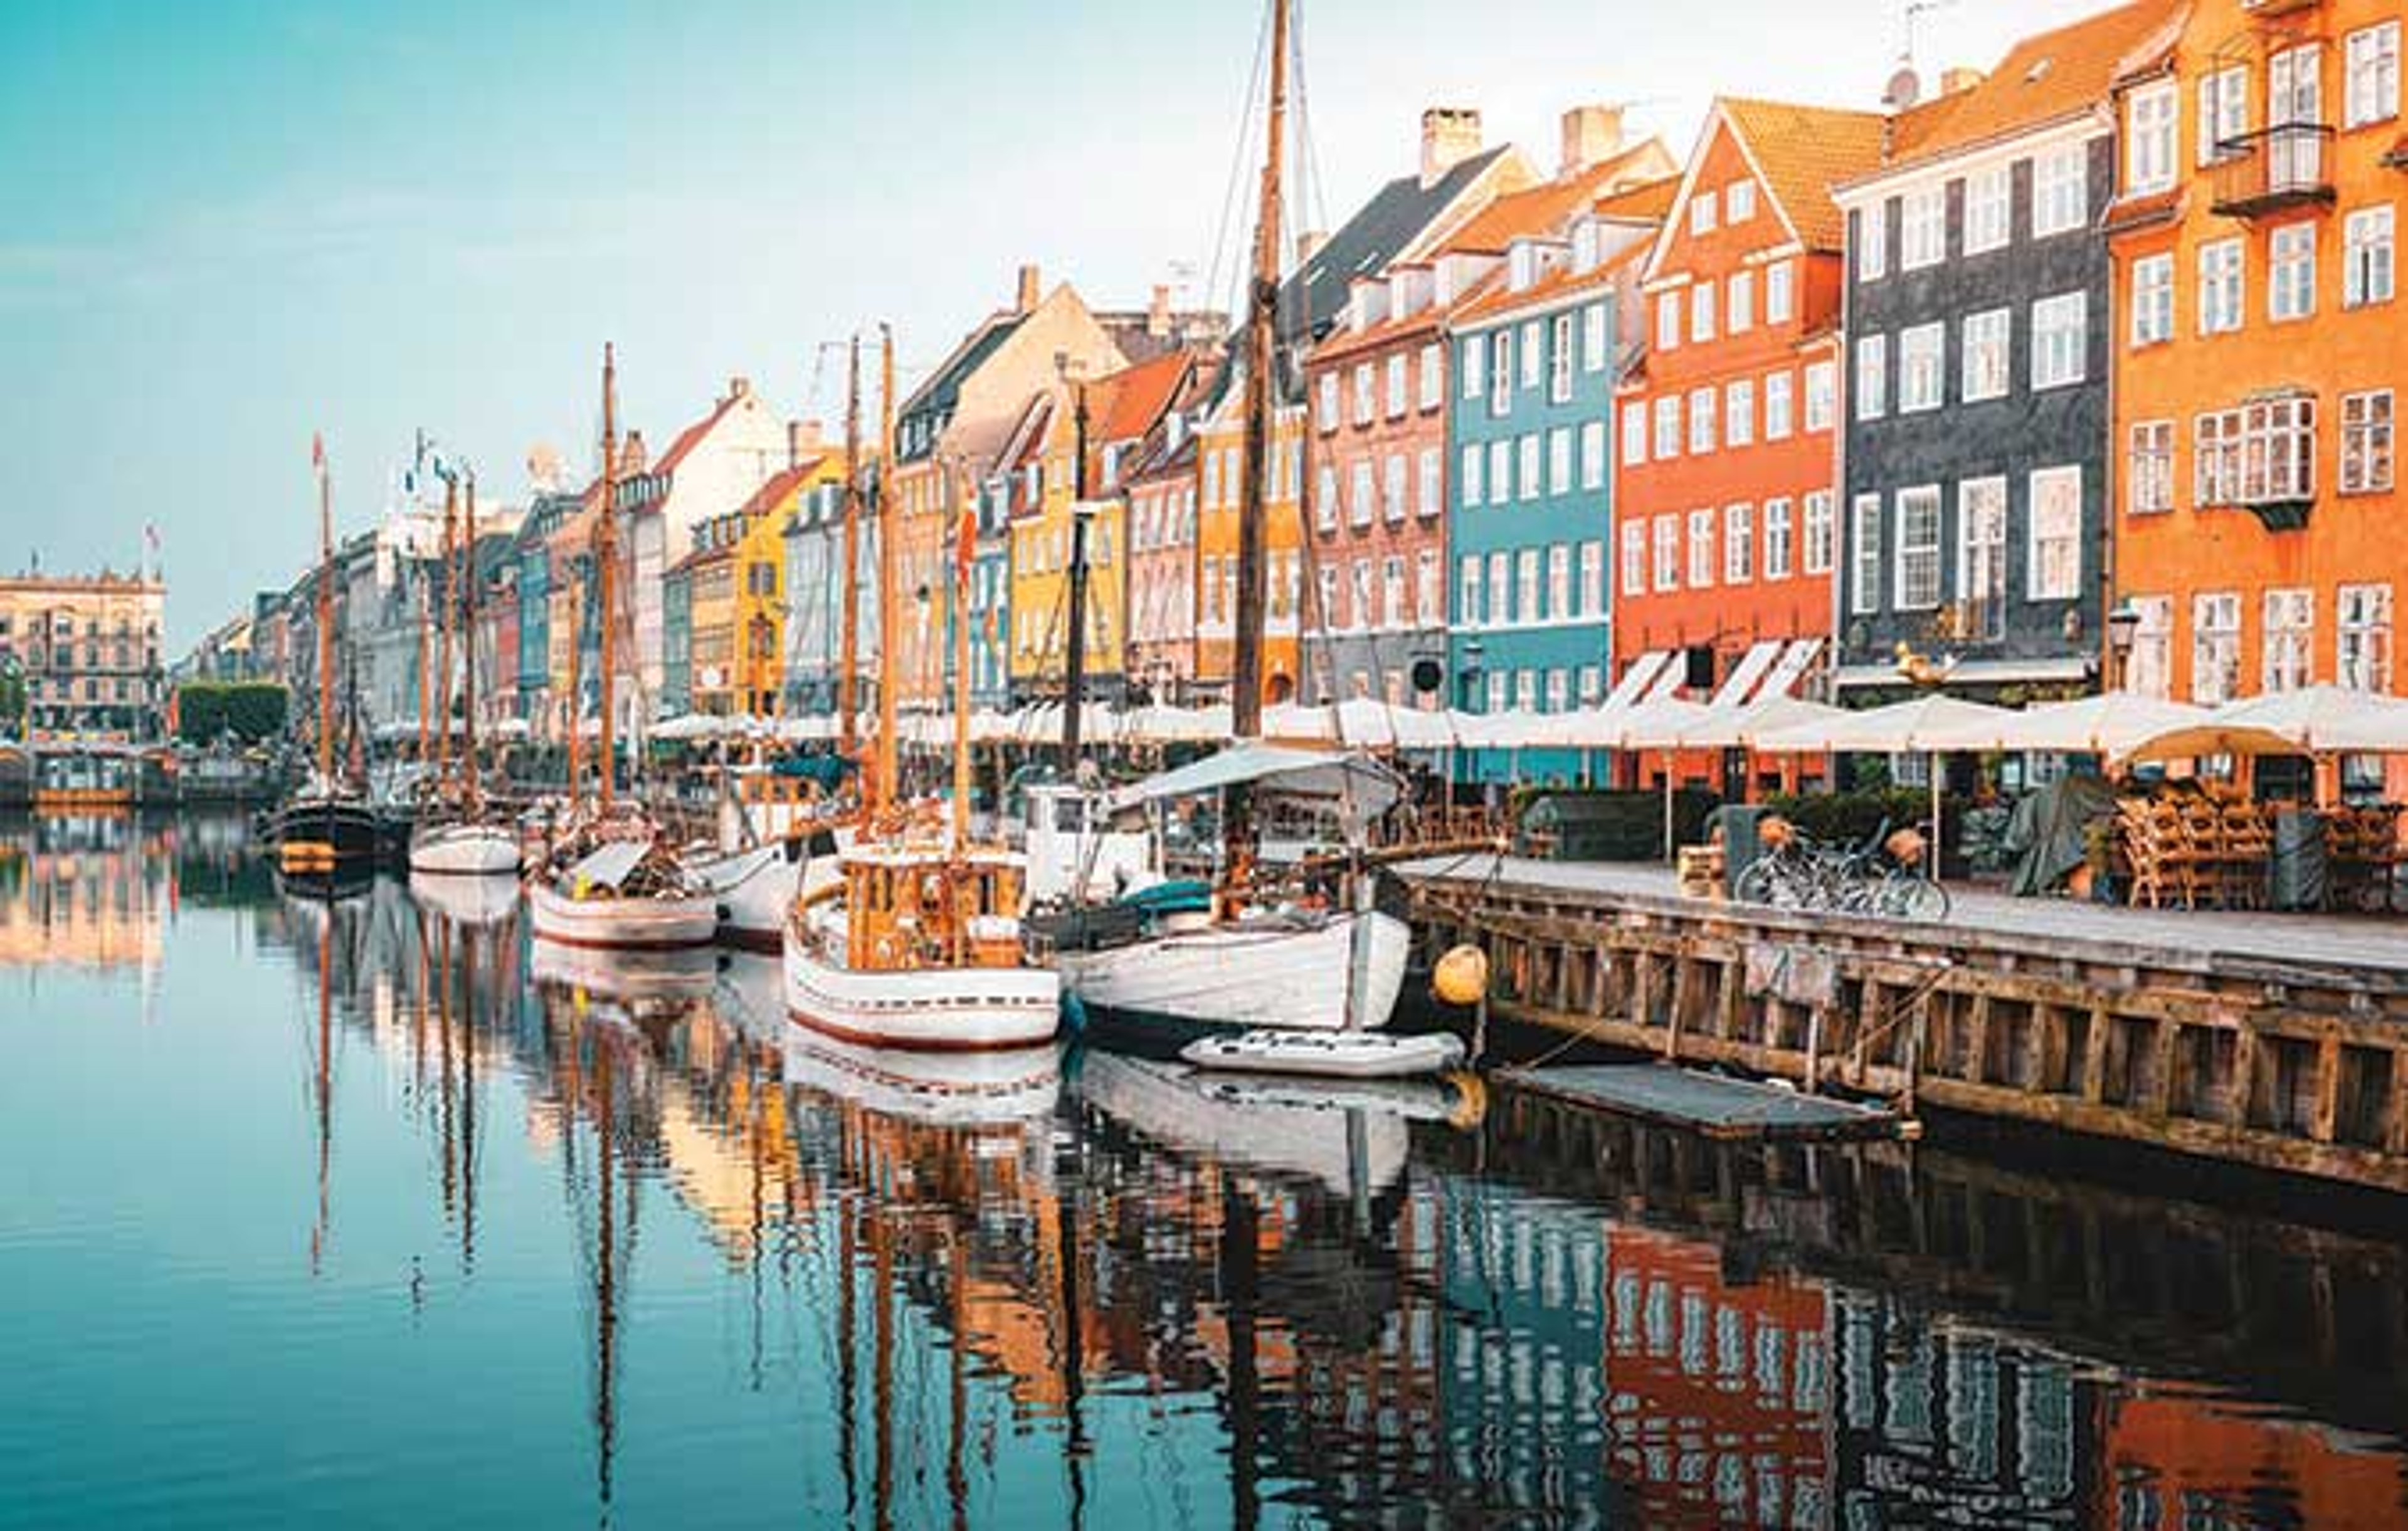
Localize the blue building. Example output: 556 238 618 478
513 490 578 727
1446 184 1669 780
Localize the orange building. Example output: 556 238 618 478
1191 383 1309 703
1612 98 1886 752
2107 0 2402 789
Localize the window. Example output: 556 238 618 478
1805 361 1837 431
1515 670 1538 712
1724 503 1755 585
1961 308 2010 401
2199 238 2244 334
1484 671 1508 713
2338 584 2394 692
1550 313 1575 402
1964 166 2010 255
1728 180 1756 223
2031 293 2086 389
1385 354 1408 418
1728 270 1754 334
1957 477 2007 637
2196 592 2244 707
1582 302 1609 374
2195 410 2241 506
1764 372 1794 439
1517 434 1541 502
1460 336 1486 399
1350 559 1374 629
1653 515 1679 591
1314 465 1338 531
1691 281 1717 344
1317 373 1339 431
1580 421 1606 489
1459 555 1482 626
1489 439 1512 503
1887 485 1943 612
1656 290 1681 350
1349 460 1375 527
1901 187 1946 270
1855 334 1888 420
1688 387 1717 454
1383 556 1407 628
1542 668 1568 713
1489 331 1513 416
1726 380 1755 446
2241 396 2316 501
2261 587 2315 691
1546 545 1571 619
2343 390 2394 494
1548 428 1573 495
2131 253 2175 346
1578 540 1604 616
1850 493 1881 614
1519 321 1543 388
2347 22 2400 129
1203 451 1223 510
1687 508 1716 589
1899 323 1945 413
2269 222 2316 322
2123 594 2173 698
2345 206 2395 307
1859 201 1887 280
2130 421 2175 513
1622 523 1647 597
1516 549 1541 622
1754 498 1792 582
1765 261 1794 325
1653 396 1682 458
1690 189 1719 234
1460 444 1484 508
1418 342 1443 409
2127 82 2178 195
2269 46 2323 182
1795 492 1830 580
1486 551 1509 622
1622 401 1649 466
2200 66 2249 164
2032 145 2086 237
1417 448 1442 518
1352 362 1375 425
2027 466 2083 601
1415 550 1442 627
1578 665 1603 705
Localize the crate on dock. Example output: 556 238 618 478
1676 843 1724 898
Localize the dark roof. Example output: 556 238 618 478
897 313 1027 457
1277 144 1512 346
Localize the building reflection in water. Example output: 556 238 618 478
0 812 181 976
241 864 2408 1531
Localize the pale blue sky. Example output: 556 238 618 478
0 0 2101 646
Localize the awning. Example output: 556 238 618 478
1604 650 1670 709
1674 695 1847 750
1708 639 1783 708
1834 655 2093 690
1103 742 1403 830
1916 692 2212 757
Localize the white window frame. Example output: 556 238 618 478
1460 443 1484 508
1727 268 1755 334
2342 389 2394 495
1764 372 1794 440
2027 465 2083 602
1855 334 1888 421
1686 508 1716 589
1653 516 1679 592
2032 145 2087 238
1656 290 1681 351
1859 200 1888 281
1517 434 1541 503
1690 281 1717 344
1893 485 1943 612
1654 396 1682 459
2128 420 2175 514
1964 166 2010 256
1899 322 1945 413
1687 386 1717 455
2263 587 2315 693
2346 21 2401 130
2268 221 2316 324
1725 379 1755 447
2030 293 2086 390
1621 522 1647 598
2126 82 2178 196
1805 360 1836 433
1901 186 1946 270
1849 493 1882 615
1418 342 1444 410
1723 502 1755 586
2199 238 2244 335
2345 205 2395 308
2338 583 2394 693
1962 307 2010 401
1580 421 1606 490
1765 261 1795 325
1763 498 1793 581
1417 447 1442 519
1803 491 1834 575
2131 253 2175 347
1622 401 1649 467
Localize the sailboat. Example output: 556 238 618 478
527 344 718 951
1032 0 1414 1046
267 433 383 879
781 326 1060 1052
409 465 520 877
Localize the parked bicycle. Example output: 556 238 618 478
1733 816 1950 921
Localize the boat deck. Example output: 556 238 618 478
1497 1063 1900 1142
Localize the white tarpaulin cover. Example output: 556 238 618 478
1104 743 1403 830
567 840 647 892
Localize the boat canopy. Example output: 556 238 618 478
567 840 648 892
1104 743 1403 833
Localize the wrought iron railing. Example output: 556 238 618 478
2210 123 2337 217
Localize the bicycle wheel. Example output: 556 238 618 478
1890 874 1950 922
1735 860 1781 905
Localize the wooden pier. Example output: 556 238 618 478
1402 854 2408 1195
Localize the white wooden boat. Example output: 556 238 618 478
691 826 850 952
1052 906 1410 1034
527 839 717 951
781 1027 1060 1125
406 868 520 927
1181 1027 1464 1080
783 893 1059 1053
406 819 522 877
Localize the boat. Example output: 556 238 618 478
406 461 520 879
406 865 520 927
690 824 849 952
780 326 1060 1055
781 1028 1060 1126
267 434 381 878
525 344 719 950
1181 1027 1465 1080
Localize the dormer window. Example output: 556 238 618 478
1571 221 1600 273
1509 242 1537 292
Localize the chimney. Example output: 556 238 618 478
788 419 822 468
1015 263 1042 314
1294 229 1328 268
1938 65 1986 97
1558 104 1626 179
618 429 648 475
1418 107 1484 188
726 375 752 401
1146 283 1172 338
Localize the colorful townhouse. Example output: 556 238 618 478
1832 3 2180 703
891 266 1126 712
1442 123 1676 749
1190 382 1306 703
1613 97 1885 750
2105 0 2401 786
1121 408 1201 700
781 473 879 717
512 488 579 733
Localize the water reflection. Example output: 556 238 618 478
8 819 2408 1529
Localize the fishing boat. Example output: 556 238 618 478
781 327 1060 1053
407 460 520 878
266 434 383 879
526 344 717 950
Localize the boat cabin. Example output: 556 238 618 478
842 846 1027 972
1020 782 1158 906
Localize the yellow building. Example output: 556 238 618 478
1193 385 1308 703
685 451 843 718
2 569 167 741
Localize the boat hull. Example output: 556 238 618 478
407 821 522 877
689 845 798 952
1054 909 1412 1036
782 920 1061 1053
526 878 717 950
265 797 384 865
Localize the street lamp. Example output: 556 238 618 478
2105 601 2142 691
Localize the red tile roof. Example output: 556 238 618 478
653 390 746 479
1439 140 1673 255
736 455 835 520
1447 236 1654 329
1719 97 1894 252
1094 349 1195 442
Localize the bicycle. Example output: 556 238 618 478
1734 817 1950 922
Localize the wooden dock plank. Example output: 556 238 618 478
1496 1063 1899 1142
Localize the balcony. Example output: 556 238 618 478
2210 124 2337 219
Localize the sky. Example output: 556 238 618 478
0 0 2108 648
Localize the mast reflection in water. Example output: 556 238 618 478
3 816 2407 1528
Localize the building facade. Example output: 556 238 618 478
781 475 881 717
0 571 167 742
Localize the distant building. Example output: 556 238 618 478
0 569 167 742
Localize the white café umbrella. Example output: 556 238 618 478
1754 693 2014 870
1604 697 1715 863
1916 692 2213 759
2128 684 2408 760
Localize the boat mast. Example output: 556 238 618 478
438 473 457 791
1059 372 1092 772
1224 0 1288 903
596 343 619 815
463 470 480 809
950 457 973 856
872 324 899 815
839 335 863 763
417 569 432 772
315 434 336 786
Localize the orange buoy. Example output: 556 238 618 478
1432 944 1489 1007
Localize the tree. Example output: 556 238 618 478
174 681 287 745
0 657 24 737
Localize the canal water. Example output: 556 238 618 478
7 812 2408 1530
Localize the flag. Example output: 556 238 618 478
954 508 976 585
311 432 325 476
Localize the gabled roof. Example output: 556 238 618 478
1439 140 1675 255
1848 0 2185 186
1279 144 1517 343
899 313 1027 434
1592 175 1681 226
653 391 745 479
734 455 835 522
1094 349 1196 443
1719 97 1892 253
